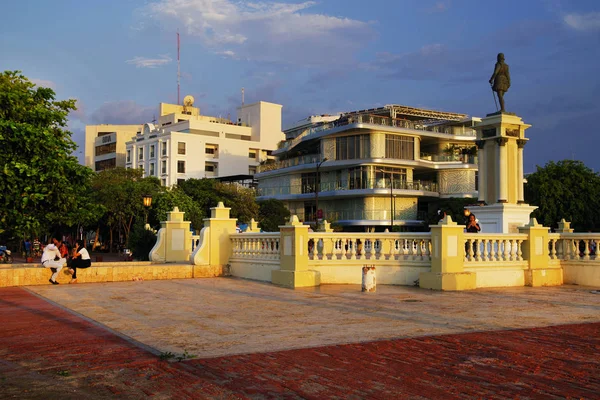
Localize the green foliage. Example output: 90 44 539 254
91 168 161 249
179 179 258 224
152 187 204 231
127 219 157 261
258 199 290 232
0 71 95 240
525 160 600 231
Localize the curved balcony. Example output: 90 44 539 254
257 179 438 197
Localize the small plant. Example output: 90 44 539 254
176 350 197 362
56 370 70 377
159 351 175 361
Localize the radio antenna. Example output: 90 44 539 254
177 30 181 105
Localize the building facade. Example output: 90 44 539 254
256 104 480 231
85 124 142 172
124 100 283 186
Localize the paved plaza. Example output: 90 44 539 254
1 278 599 398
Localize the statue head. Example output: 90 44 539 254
497 53 505 62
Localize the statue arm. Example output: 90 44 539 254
489 62 500 84
506 66 511 86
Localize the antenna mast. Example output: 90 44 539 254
177 30 181 105
241 87 245 106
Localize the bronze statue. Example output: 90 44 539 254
489 53 510 112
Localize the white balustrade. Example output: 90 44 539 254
230 233 280 261
557 233 600 261
308 233 431 263
463 234 526 263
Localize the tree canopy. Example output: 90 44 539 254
525 160 600 231
0 71 96 240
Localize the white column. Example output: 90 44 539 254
476 140 485 203
517 140 526 203
497 137 508 202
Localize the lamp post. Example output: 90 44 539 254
143 194 153 225
315 157 328 227
378 169 394 228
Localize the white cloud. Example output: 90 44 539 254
30 78 57 89
126 54 172 68
564 12 600 31
143 0 375 66
216 50 237 58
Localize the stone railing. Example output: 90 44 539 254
307 233 431 263
463 234 527 263
230 233 281 261
550 233 600 261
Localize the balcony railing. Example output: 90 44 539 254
280 112 476 151
420 153 477 164
257 179 438 196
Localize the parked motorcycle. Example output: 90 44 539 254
0 246 13 263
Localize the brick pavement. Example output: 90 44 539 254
0 286 599 399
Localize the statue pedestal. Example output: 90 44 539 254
471 203 537 233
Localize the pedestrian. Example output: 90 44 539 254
465 214 481 257
41 235 67 284
24 239 32 258
67 239 91 284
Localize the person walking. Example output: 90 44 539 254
41 235 67 284
67 240 91 284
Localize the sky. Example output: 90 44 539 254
2 0 600 172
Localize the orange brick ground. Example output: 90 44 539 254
0 287 598 399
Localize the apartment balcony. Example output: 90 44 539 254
257 179 438 197
420 153 477 164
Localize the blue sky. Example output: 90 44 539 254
2 0 600 172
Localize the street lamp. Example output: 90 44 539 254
315 157 328 227
378 169 394 228
143 194 152 225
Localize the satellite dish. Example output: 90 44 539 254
183 95 195 107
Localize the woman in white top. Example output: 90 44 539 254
67 239 91 284
41 236 67 284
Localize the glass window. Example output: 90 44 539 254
138 147 144 160
161 142 167 156
385 135 414 160
205 147 215 154
249 150 256 159
205 163 216 172
161 178 166 186
126 149 131 163
149 163 155 176
177 160 185 173
161 160 166 174
177 178 185 185
249 166 257 175
178 142 186 155
335 135 370 160
150 145 155 158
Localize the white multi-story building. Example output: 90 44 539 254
85 124 142 171
256 104 481 230
124 98 283 186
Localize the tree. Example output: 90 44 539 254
91 168 161 251
258 199 290 232
0 71 94 240
525 160 600 231
151 187 204 232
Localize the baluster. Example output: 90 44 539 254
550 239 557 260
556 239 564 260
583 239 591 260
572 240 578 260
416 239 423 261
467 238 475 261
500 239 507 262
481 239 488 261
592 239 599 260
517 239 523 261
424 239 431 260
